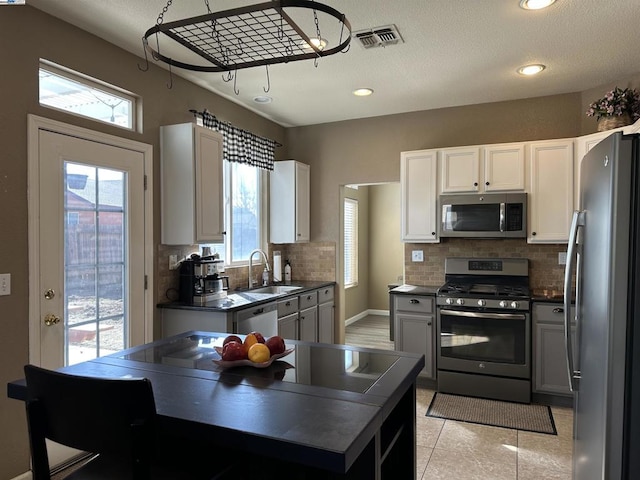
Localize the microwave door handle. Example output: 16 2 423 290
564 210 584 392
499 203 506 232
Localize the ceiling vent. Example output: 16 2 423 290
353 25 403 49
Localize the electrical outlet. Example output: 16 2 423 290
0 273 10 296
169 255 179 270
411 250 424 262
558 252 567 265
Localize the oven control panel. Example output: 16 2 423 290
437 296 529 311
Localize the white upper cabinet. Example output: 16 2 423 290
270 160 310 244
440 147 480 193
440 144 525 193
483 143 526 191
401 149 438 242
527 139 574 243
160 123 224 245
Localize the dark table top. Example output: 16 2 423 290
8 331 423 474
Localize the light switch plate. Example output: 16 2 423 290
411 250 424 262
0 273 10 296
558 252 567 265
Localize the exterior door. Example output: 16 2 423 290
37 129 146 367
28 116 153 470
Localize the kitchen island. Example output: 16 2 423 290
8 331 424 479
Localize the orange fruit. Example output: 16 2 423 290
244 333 258 349
248 343 271 363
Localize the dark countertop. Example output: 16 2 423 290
157 280 336 313
8 331 424 474
389 284 439 296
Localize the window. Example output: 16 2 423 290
38 60 137 131
203 161 265 265
344 198 358 287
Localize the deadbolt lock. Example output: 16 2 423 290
44 314 61 326
44 289 55 300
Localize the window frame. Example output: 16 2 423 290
38 60 139 132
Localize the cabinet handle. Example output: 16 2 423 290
552 307 564 313
297 233 302 237
253 308 264 315
307 295 312 300
473 182 478 187
532 232 537 236
485 181 490 186
285 301 291 306
427 321 432 326
431 232 436 236
222 231 227 235
324 289 329 294
410 299 419 304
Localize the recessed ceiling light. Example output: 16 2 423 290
517 64 546 76
353 88 374 97
253 95 272 104
519 0 557 10
301 37 327 51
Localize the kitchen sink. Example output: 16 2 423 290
250 285 302 295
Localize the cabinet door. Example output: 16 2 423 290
318 301 334 344
295 162 310 242
528 140 574 243
574 130 615 210
278 312 299 340
395 312 434 378
195 127 224 243
400 150 438 242
440 147 480 193
299 306 318 342
534 323 575 395
483 143 525 192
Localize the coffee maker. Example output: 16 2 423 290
179 254 229 304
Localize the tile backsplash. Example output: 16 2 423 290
157 242 336 303
403 238 567 290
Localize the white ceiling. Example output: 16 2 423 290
29 0 640 128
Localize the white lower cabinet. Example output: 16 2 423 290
527 139 574 243
533 302 575 396
393 295 435 378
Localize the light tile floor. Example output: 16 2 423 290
415 387 573 480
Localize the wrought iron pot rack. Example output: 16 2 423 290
142 0 351 73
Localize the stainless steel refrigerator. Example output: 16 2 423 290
564 131 640 479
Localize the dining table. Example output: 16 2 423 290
8 331 424 479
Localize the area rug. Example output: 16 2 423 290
426 393 557 435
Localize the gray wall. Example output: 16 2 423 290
0 6 286 478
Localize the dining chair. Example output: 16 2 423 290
23 364 234 480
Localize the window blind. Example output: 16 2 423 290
344 198 358 287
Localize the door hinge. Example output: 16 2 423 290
144 175 148 190
144 275 148 290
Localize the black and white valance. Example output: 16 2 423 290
196 109 276 171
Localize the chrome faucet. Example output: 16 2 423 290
248 249 270 289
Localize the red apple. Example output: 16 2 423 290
222 341 247 361
265 335 285 356
223 334 242 346
250 331 266 344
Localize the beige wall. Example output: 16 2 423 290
0 7 286 478
368 183 403 311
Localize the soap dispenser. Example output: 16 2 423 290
284 260 292 282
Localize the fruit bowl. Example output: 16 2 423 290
212 346 294 369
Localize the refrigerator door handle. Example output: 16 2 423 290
564 210 584 392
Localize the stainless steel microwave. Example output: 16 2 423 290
439 193 527 238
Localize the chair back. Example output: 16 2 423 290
24 364 156 479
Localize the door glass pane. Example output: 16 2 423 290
64 162 127 365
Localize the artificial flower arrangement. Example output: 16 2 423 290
586 87 640 122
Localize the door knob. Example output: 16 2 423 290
44 314 61 326
44 289 55 300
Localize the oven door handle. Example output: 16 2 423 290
439 309 526 321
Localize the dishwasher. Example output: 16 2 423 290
235 302 278 337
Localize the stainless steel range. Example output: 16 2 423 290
436 257 531 403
